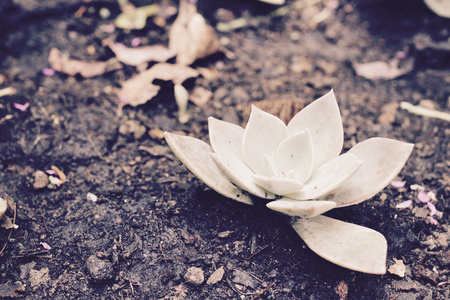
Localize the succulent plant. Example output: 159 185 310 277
164 90 413 274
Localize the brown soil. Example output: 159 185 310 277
0 0 449 299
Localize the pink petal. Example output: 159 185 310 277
390 180 406 188
396 200 412 209
418 190 430 203
13 102 30 112
428 216 438 226
42 68 55 76
46 170 57 175
427 202 437 216
131 37 141 47
40 242 52 250
396 51 406 59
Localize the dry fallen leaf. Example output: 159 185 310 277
169 0 221 65
352 58 414 80
206 267 225 285
118 63 199 106
49 48 122 78
388 258 406 278
108 42 176 66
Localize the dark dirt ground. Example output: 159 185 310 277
0 0 449 299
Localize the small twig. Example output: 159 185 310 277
400 101 450 122
243 245 269 260
437 281 450 287
0 114 13 125
0 87 17 98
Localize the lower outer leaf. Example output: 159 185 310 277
164 132 253 205
291 215 387 274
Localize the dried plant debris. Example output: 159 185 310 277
0 197 7 220
352 58 414 80
388 258 407 278
0 281 25 298
169 0 222 65
49 48 122 78
189 86 213 107
206 267 225 285
115 2 159 30
118 63 199 106
107 41 176 66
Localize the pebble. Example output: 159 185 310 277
184 267 204 285
86 255 114 281
33 171 49 189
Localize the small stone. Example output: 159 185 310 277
148 128 165 140
232 270 259 289
267 270 277 278
86 192 98 203
86 255 114 282
184 267 204 285
33 171 49 189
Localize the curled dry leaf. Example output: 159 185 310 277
169 0 222 65
352 58 414 80
118 63 199 106
49 48 122 78
108 42 176 66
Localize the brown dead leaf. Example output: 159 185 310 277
169 0 222 65
352 58 414 80
49 48 122 78
118 63 199 106
189 86 212 107
108 42 176 66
